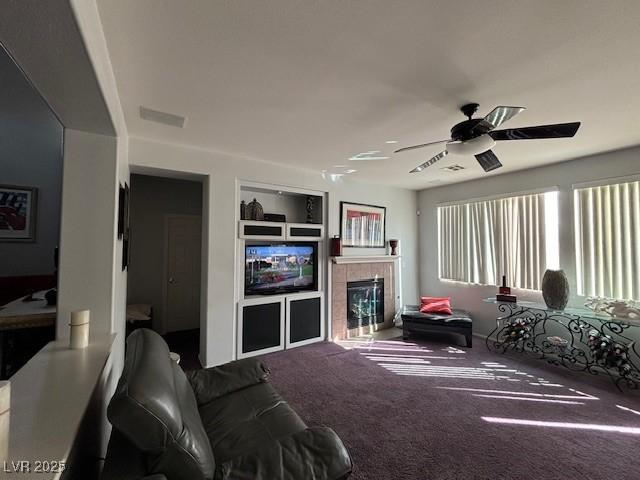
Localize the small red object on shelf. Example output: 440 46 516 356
330 236 342 257
499 275 511 295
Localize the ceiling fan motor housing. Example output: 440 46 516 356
450 118 484 141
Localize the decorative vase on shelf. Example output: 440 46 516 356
389 239 399 256
246 198 264 221
330 236 342 257
541 269 570 310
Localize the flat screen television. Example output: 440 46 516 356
245 243 317 295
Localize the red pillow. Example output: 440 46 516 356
420 296 450 306
420 299 452 315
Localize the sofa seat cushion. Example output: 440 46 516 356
401 306 472 327
199 382 307 463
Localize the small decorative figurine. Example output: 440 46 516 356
240 200 246 220
306 196 315 223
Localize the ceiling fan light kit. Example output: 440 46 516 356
446 135 496 156
396 103 581 175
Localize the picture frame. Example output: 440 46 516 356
121 182 131 270
117 183 126 238
339 201 386 248
0 184 38 242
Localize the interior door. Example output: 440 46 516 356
164 215 201 333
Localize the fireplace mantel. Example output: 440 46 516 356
331 255 401 264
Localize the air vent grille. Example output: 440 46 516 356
140 106 186 128
441 164 465 172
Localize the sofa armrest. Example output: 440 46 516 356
186 358 270 404
216 426 352 480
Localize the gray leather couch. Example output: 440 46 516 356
102 329 352 480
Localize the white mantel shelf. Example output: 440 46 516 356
331 255 401 264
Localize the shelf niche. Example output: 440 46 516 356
240 185 322 225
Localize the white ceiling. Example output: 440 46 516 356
1 0 115 135
97 0 640 190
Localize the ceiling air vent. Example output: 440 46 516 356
140 106 187 128
440 164 465 172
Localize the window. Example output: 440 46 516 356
574 180 640 300
438 191 559 290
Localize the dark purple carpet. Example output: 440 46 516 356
260 334 640 480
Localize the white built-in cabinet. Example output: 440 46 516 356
236 182 326 359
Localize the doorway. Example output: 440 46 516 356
127 174 203 369
164 214 201 333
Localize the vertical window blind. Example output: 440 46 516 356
574 180 640 300
438 191 559 290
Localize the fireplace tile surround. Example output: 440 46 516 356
331 260 396 340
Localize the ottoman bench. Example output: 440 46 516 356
400 305 473 347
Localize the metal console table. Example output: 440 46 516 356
485 298 640 390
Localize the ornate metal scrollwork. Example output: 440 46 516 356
486 302 640 390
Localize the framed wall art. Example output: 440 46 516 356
340 201 386 248
0 185 38 242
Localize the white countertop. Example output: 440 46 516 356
4 334 116 479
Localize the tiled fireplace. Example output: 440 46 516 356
331 259 397 340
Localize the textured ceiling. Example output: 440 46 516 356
97 0 640 189
1 0 115 135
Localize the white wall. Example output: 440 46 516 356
127 174 202 330
0 48 63 277
57 130 119 339
418 146 640 337
129 136 419 366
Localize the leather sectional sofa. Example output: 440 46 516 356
102 329 352 480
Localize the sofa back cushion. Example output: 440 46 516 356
108 329 215 480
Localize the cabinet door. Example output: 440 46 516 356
285 223 324 241
238 298 285 358
239 221 285 240
286 292 324 348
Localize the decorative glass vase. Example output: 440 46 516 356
541 269 570 310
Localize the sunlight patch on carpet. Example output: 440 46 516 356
482 417 640 435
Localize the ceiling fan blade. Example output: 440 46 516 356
471 106 526 135
471 106 525 135
475 149 502 172
395 139 450 154
489 122 581 141
409 151 447 173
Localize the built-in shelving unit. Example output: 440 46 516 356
236 182 327 359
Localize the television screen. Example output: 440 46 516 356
245 244 317 295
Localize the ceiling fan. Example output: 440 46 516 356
395 103 581 173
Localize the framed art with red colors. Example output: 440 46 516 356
0 185 38 242
339 201 386 248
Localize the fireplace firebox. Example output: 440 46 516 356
347 278 384 329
